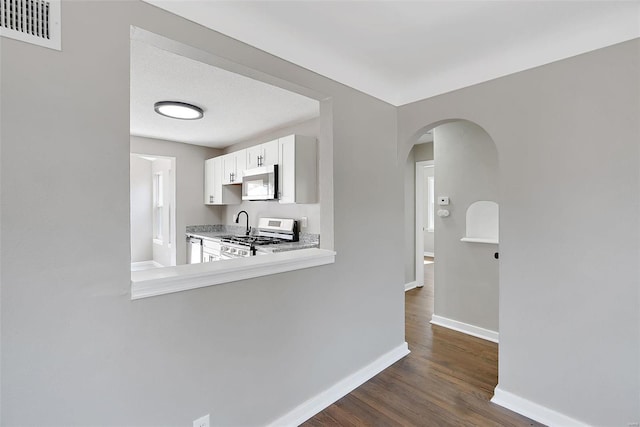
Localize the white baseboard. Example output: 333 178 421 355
266 342 410 427
405 281 418 291
423 251 434 257
491 386 588 426
131 260 161 267
130 260 163 271
430 314 499 343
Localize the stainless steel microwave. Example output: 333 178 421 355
242 164 279 201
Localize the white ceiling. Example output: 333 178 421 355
130 40 319 148
142 0 640 106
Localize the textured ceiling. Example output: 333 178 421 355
142 0 640 106
130 40 319 148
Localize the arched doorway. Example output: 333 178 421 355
405 119 500 342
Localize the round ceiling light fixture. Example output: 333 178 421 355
154 101 204 120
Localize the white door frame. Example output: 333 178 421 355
132 153 177 267
415 160 434 288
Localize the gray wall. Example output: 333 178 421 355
398 40 640 425
130 155 153 262
222 117 321 234
3 2 638 426
1 2 402 426
433 121 499 332
131 136 222 265
223 116 319 153
404 142 433 283
223 200 321 234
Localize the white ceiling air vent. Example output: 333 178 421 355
0 0 61 50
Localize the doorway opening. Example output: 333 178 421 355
405 118 502 407
407 119 500 343
130 153 177 271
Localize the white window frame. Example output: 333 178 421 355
153 172 163 243
427 175 435 232
415 160 434 288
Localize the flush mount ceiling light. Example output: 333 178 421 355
154 101 204 120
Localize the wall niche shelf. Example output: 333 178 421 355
461 201 499 244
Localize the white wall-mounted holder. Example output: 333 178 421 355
460 201 499 244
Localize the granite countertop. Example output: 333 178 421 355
255 241 320 254
185 225 319 253
186 231 236 240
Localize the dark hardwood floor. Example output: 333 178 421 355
302 261 543 426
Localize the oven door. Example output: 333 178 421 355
242 165 278 201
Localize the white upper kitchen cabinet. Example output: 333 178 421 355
262 139 279 167
247 139 279 169
222 149 247 185
204 157 219 204
205 157 241 205
278 135 317 204
246 145 262 169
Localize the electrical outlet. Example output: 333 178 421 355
193 414 210 427
301 216 308 228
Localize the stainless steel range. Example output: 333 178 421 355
219 217 299 259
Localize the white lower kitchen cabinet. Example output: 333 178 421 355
204 157 241 205
278 135 317 204
203 238 222 262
